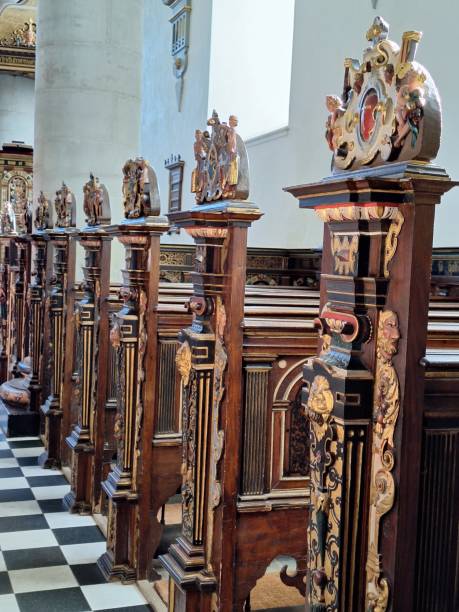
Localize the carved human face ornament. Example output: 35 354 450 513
378 310 400 362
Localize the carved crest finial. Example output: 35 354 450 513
326 17 439 172
191 110 249 204
82 173 111 227
121 158 160 220
54 182 76 228
34 191 51 231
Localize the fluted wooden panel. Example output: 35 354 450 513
414 429 459 612
241 364 271 496
157 340 179 434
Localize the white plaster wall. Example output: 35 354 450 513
140 0 212 246
34 0 144 280
141 0 459 249
247 0 459 249
0 74 34 146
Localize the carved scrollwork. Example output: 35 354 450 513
384 209 404 278
365 310 400 611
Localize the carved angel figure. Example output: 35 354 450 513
325 95 345 151
83 173 103 226
393 77 425 148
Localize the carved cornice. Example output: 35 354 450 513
0 1 36 76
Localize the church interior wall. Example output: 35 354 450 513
140 0 459 250
0 73 34 146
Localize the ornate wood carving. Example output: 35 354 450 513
97 161 168 582
39 184 77 469
83 173 110 227
285 17 456 607
366 310 400 611
326 17 440 171
191 110 249 203
160 113 262 610
122 158 161 219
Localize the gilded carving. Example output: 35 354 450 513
366 310 400 611
122 158 160 219
0 18 36 48
326 17 440 171
34 191 50 231
175 340 192 387
191 110 249 204
383 209 404 278
306 375 334 442
331 234 358 275
159 251 187 266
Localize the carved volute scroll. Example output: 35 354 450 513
122 157 161 219
83 173 111 227
54 182 76 228
191 110 249 204
326 16 441 172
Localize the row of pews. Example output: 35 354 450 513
1 19 459 608
0 172 458 610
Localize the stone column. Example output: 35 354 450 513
33 0 144 279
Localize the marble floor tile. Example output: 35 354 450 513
32 485 70 500
3 546 67 571
10 448 42 458
27 475 68 488
0 499 41 517
0 528 58 551
0 477 28 491
0 468 23 478
45 512 95 530
81 583 147 610
60 542 107 565
53 526 105 546
37 499 66 513
0 488 34 503
15 587 90 612
9 564 78 593
0 593 20 611
0 458 19 468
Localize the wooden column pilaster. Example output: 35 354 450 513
159 201 262 612
39 229 77 468
64 230 112 513
286 165 456 612
97 216 169 582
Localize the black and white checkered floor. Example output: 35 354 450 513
0 431 150 612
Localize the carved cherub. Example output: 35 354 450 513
393 77 425 148
325 95 345 151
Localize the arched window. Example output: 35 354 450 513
208 0 295 140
